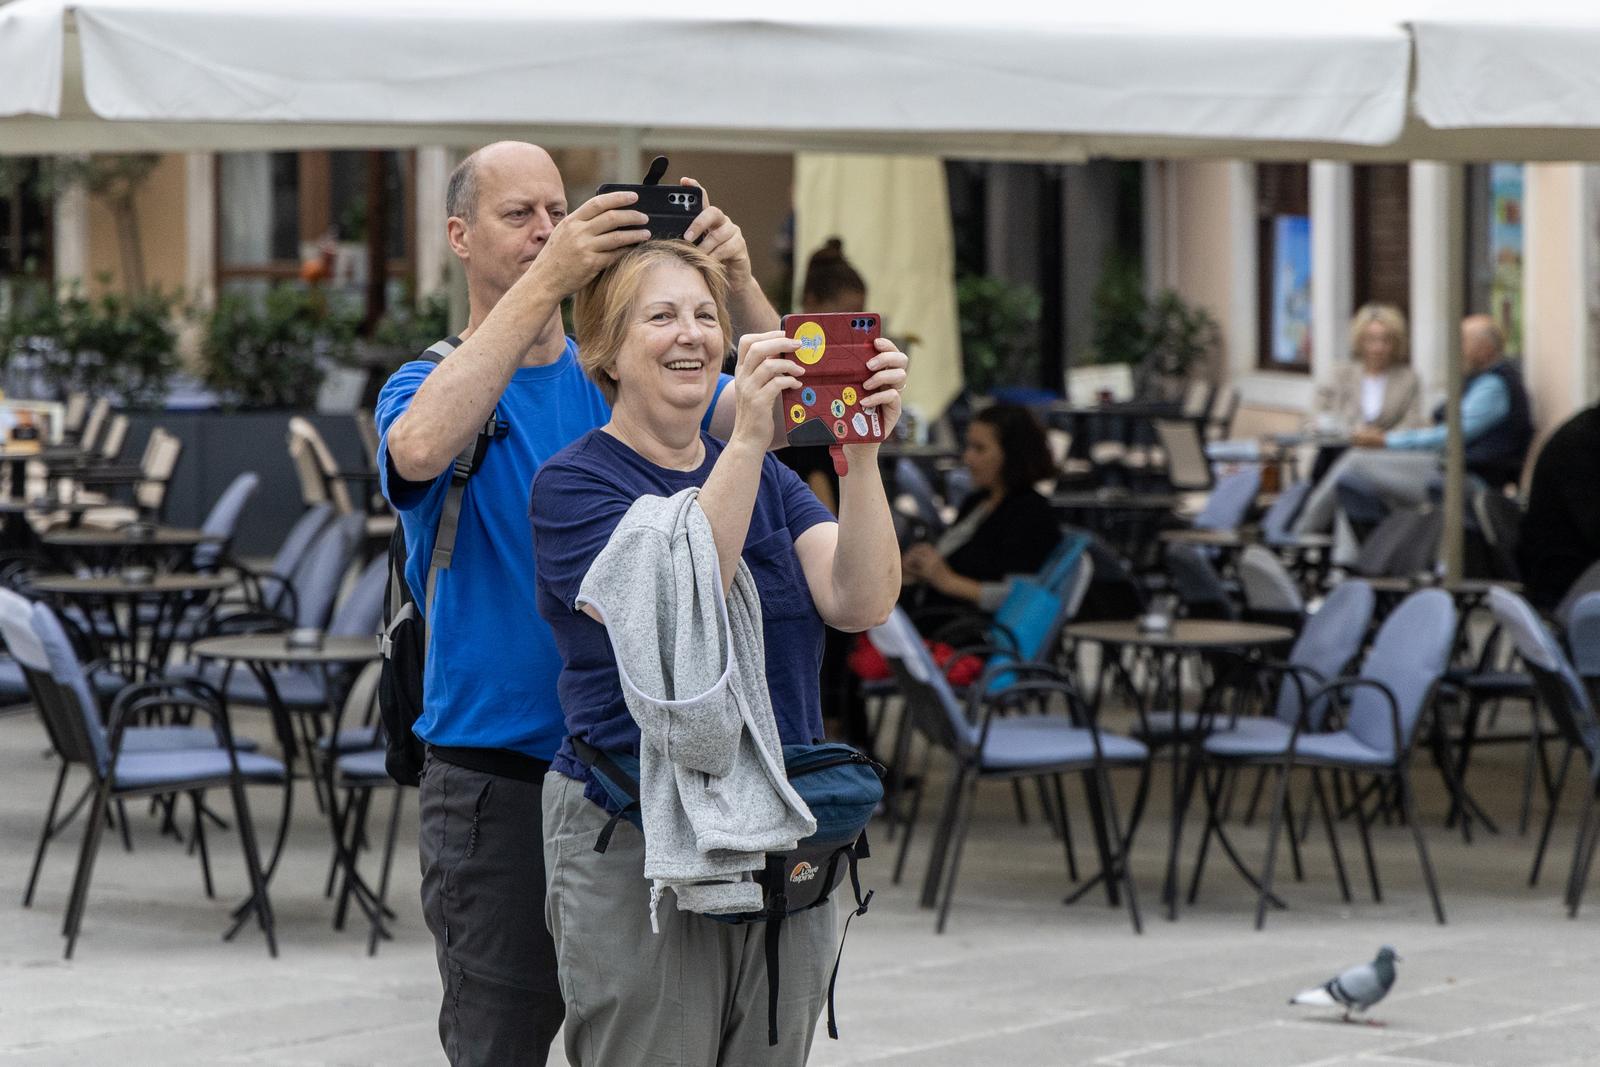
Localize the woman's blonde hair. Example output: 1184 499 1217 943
572 241 733 404
1348 302 1409 364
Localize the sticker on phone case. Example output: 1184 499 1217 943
801 388 816 406
851 412 869 436
833 420 847 439
790 403 806 424
841 386 858 406
830 399 846 418
794 321 826 365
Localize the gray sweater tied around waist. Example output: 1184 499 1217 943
576 487 816 925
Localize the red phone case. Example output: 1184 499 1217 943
780 312 883 475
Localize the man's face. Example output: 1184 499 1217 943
454 147 568 306
1461 323 1494 374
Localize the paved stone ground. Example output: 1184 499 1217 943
2 704 1598 1066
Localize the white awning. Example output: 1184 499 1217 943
0 0 1413 157
1412 2 1600 132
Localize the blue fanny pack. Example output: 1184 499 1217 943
569 736 882 1046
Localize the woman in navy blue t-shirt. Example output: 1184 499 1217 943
529 240 906 1065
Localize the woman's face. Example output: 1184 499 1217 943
962 421 1006 493
609 260 724 418
1357 320 1396 371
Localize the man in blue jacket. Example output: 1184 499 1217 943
376 141 776 1065
1292 315 1532 551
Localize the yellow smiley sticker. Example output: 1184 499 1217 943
793 321 826 365
789 403 806 424
841 386 858 406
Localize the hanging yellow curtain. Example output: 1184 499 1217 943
792 153 964 427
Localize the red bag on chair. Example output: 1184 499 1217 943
847 633 893 681
850 633 984 688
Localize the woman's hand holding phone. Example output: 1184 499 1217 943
730 331 806 452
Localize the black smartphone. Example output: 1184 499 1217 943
596 155 700 241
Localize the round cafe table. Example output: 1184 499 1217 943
30 572 236 681
1052 490 1183 563
191 633 384 943
1064 619 1294 920
44 525 223 571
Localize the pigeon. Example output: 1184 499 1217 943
1289 946 1400 1023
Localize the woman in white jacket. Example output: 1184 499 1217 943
530 239 905 1066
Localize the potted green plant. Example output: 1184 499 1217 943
367 289 452 366
17 279 181 407
956 274 1041 394
198 284 359 410
1088 257 1220 400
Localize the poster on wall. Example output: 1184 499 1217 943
1488 163 1524 355
1270 214 1312 366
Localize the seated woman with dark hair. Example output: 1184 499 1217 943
902 402 1060 613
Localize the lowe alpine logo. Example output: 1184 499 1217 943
790 861 819 884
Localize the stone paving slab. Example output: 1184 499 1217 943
4 706 1600 1066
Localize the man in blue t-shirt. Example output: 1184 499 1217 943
376 141 779 1066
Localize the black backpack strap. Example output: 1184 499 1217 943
569 736 641 855
415 338 501 658
825 834 875 1041
763 855 789 1047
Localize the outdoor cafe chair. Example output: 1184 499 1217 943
3 592 285 957
232 502 337 617
1259 480 1310 544
60 392 88 443
76 397 111 457
71 426 183 528
892 456 946 539
891 535 1093 836
177 526 375 756
1220 588 1457 928
1471 486 1524 583
1489 587 1600 915
1192 466 1262 533
191 471 260 573
1153 418 1212 493
1165 543 1238 623
324 661 410 955
82 472 265 647
867 606 1147 934
1238 545 1307 630
1570 592 1600 684
1 585 265 908
1186 580 1375 898
287 417 395 549
1555 559 1600 630
192 511 364 645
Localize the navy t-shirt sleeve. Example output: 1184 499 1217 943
770 454 836 543
530 448 640 612
375 360 450 515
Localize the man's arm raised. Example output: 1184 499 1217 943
680 178 779 336
680 180 789 446
386 192 649 483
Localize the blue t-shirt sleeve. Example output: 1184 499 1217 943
530 448 640 612
700 372 732 435
375 360 450 515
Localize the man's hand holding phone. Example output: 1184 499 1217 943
527 190 651 300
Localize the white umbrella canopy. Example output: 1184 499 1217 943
1412 0 1600 132
0 0 1415 158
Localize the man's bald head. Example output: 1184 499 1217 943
446 141 560 223
1461 314 1505 373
